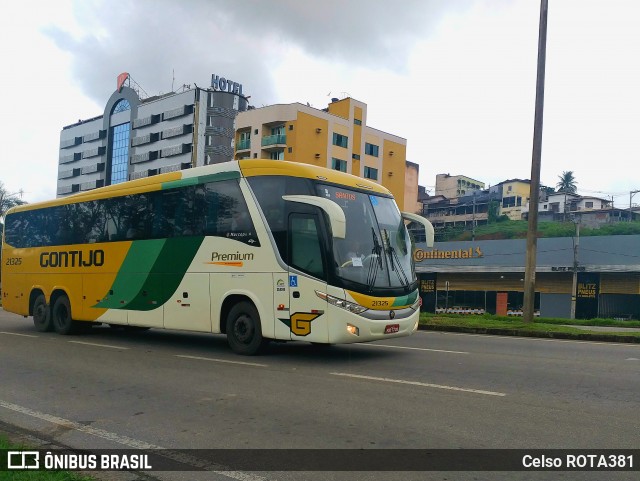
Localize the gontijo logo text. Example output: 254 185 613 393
40 249 105 268
413 247 483 262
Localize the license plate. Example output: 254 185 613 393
384 324 399 334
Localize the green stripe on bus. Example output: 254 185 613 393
161 171 240 190
124 236 204 311
94 237 204 311
391 290 418 307
94 239 166 309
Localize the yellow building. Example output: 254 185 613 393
234 98 416 211
496 179 531 220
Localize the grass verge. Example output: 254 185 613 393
0 436 94 481
419 313 640 342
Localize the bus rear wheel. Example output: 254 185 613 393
226 301 268 355
33 294 52 332
52 295 78 335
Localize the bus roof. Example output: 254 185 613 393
7 159 391 214
238 160 390 196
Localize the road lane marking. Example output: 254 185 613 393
626 358 639 361
0 331 39 338
68 341 130 350
0 399 268 481
330 372 506 397
366 344 468 354
176 354 268 367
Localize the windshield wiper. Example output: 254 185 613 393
366 227 384 292
383 229 410 289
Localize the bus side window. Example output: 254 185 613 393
289 214 326 280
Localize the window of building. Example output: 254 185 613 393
332 133 348 149
352 154 361 160
112 99 131 114
502 196 516 208
288 124 293 130
354 119 362 126
110 123 130 184
271 125 285 136
270 150 284 160
585 201 594 208
365 143 379 157
288 147 292 153
332 157 347 172
364 167 378 180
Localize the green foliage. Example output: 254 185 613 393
556 171 577 193
419 314 640 339
487 200 501 223
0 436 95 481
445 220 640 241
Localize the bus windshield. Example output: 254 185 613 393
316 184 415 292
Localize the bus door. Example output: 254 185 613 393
287 213 329 343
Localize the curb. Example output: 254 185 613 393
418 324 640 344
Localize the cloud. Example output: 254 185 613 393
44 0 472 106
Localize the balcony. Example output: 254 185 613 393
236 139 251 151
261 134 286 148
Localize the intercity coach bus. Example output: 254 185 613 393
1 160 433 354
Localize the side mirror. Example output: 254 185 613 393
282 195 346 239
401 212 434 248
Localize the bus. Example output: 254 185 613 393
1 160 434 355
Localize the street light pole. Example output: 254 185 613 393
523 0 549 323
570 221 580 319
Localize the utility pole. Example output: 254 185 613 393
570 221 580 319
472 192 476 241
630 190 639 222
523 0 548 323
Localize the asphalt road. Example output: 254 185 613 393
1 308 638 481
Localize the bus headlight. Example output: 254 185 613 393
315 291 368 314
346 324 360 336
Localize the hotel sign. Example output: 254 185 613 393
414 247 483 262
211 74 243 95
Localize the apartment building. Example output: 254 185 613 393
234 97 416 211
57 73 248 196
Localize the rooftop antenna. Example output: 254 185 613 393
171 69 175 92
128 75 150 99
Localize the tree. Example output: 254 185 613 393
0 181 27 226
556 171 577 193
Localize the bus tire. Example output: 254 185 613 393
52 295 78 335
226 301 268 355
33 294 52 332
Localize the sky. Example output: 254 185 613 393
1 0 639 207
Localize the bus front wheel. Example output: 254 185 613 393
226 301 268 355
52 295 78 335
33 294 52 332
